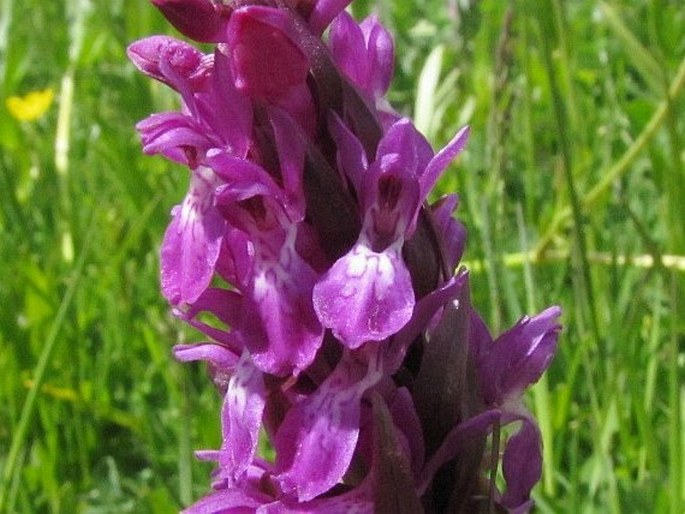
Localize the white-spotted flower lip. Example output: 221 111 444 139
161 166 225 306
313 239 414 348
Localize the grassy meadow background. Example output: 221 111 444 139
1 0 684 512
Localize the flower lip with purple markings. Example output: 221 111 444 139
130 1 561 512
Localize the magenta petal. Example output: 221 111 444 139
309 0 354 34
361 163 421 249
175 287 245 353
384 273 466 373
375 119 433 179
500 417 542 513
151 0 228 43
417 408 502 495
479 306 562 404
228 7 309 100
215 227 253 290
204 47 253 156
329 112 367 193
173 340 241 392
136 112 212 167
329 11 369 90
274 350 382 501
242 241 324 376
208 149 283 203
313 242 414 348
329 13 394 100
127 35 206 90
360 15 394 97
181 488 269 514
161 167 225 306
295 482 373 514
219 352 266 484
430 194 466 271
361 119 430 241
269 107 307 220
419 125 469 199
173 342 239 369
179 287 243 326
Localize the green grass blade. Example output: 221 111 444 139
669 273 683 514
0 216 95 511
599 2 664 95
535 51 685 255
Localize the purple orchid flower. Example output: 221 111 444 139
313 118 469 348
274 345 382 501
129 36 253 306
130 1 561 512
207 108 325 376
470 305 562 512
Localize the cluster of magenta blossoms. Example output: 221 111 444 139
129 1 561 512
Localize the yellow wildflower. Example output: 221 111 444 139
6 88 55 121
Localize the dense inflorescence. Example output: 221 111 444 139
129 1 561 512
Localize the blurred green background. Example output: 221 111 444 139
0 0 683 512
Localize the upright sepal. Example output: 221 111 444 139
330 12 394 103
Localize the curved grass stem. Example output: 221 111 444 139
534 51 685 255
